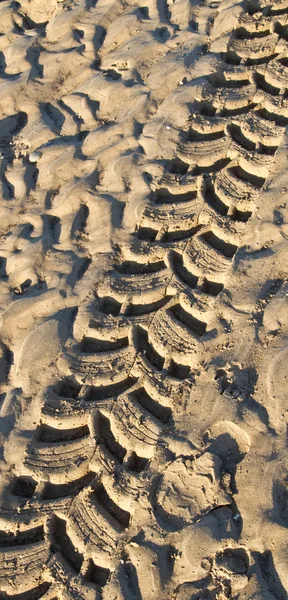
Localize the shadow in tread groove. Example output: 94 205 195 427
95 411 127 463
84 378 137 402
0 582 52 600
134 326 164 370
167 359 191 380
83 558 110 586
0 526 44 547
116 260 166 275
169 304 207 337
41 472 96 500
170 251 199 288
80 336 129 353
11 476 37 498
35 424 89 442
91 482 130 529
132 387 171 424
49 515 83 573
125 294 172 317
201 231 238 258
127 451 149 473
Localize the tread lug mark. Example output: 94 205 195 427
126 451 149 473
35 424 90 442
102 268 171 304
53 377 82 399
49 515 83 573
169 303 207 337
0 526 44 547
12 476 38 498
116 260 166 275
0 581 52 599
134 326 165 371
169 250 199 290
69 345 135 381
83 558 110 586
83 377 137 403
48 553 95 600
166 359 191 380
153 187 197 204
110 392 162 456
201 231 238 258
201 279 224 296
91 482 130 529
69 493 119 559
125 294 173 317
94 411 127 463
132 387 171 424
41 471 96 500
0 541 50 591
24 435 94 482
80 335 128 353
149 309 199 364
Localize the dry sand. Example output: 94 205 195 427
0 0 288 598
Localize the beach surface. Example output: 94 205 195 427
0 0 288 598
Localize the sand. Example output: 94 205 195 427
0 0 288 598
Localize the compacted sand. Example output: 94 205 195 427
0 0 288 598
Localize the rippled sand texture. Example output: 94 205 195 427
0 0 288 598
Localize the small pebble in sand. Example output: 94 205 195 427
166 123 172 130
28 151 42 163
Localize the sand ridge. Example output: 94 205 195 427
0 0 288 598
